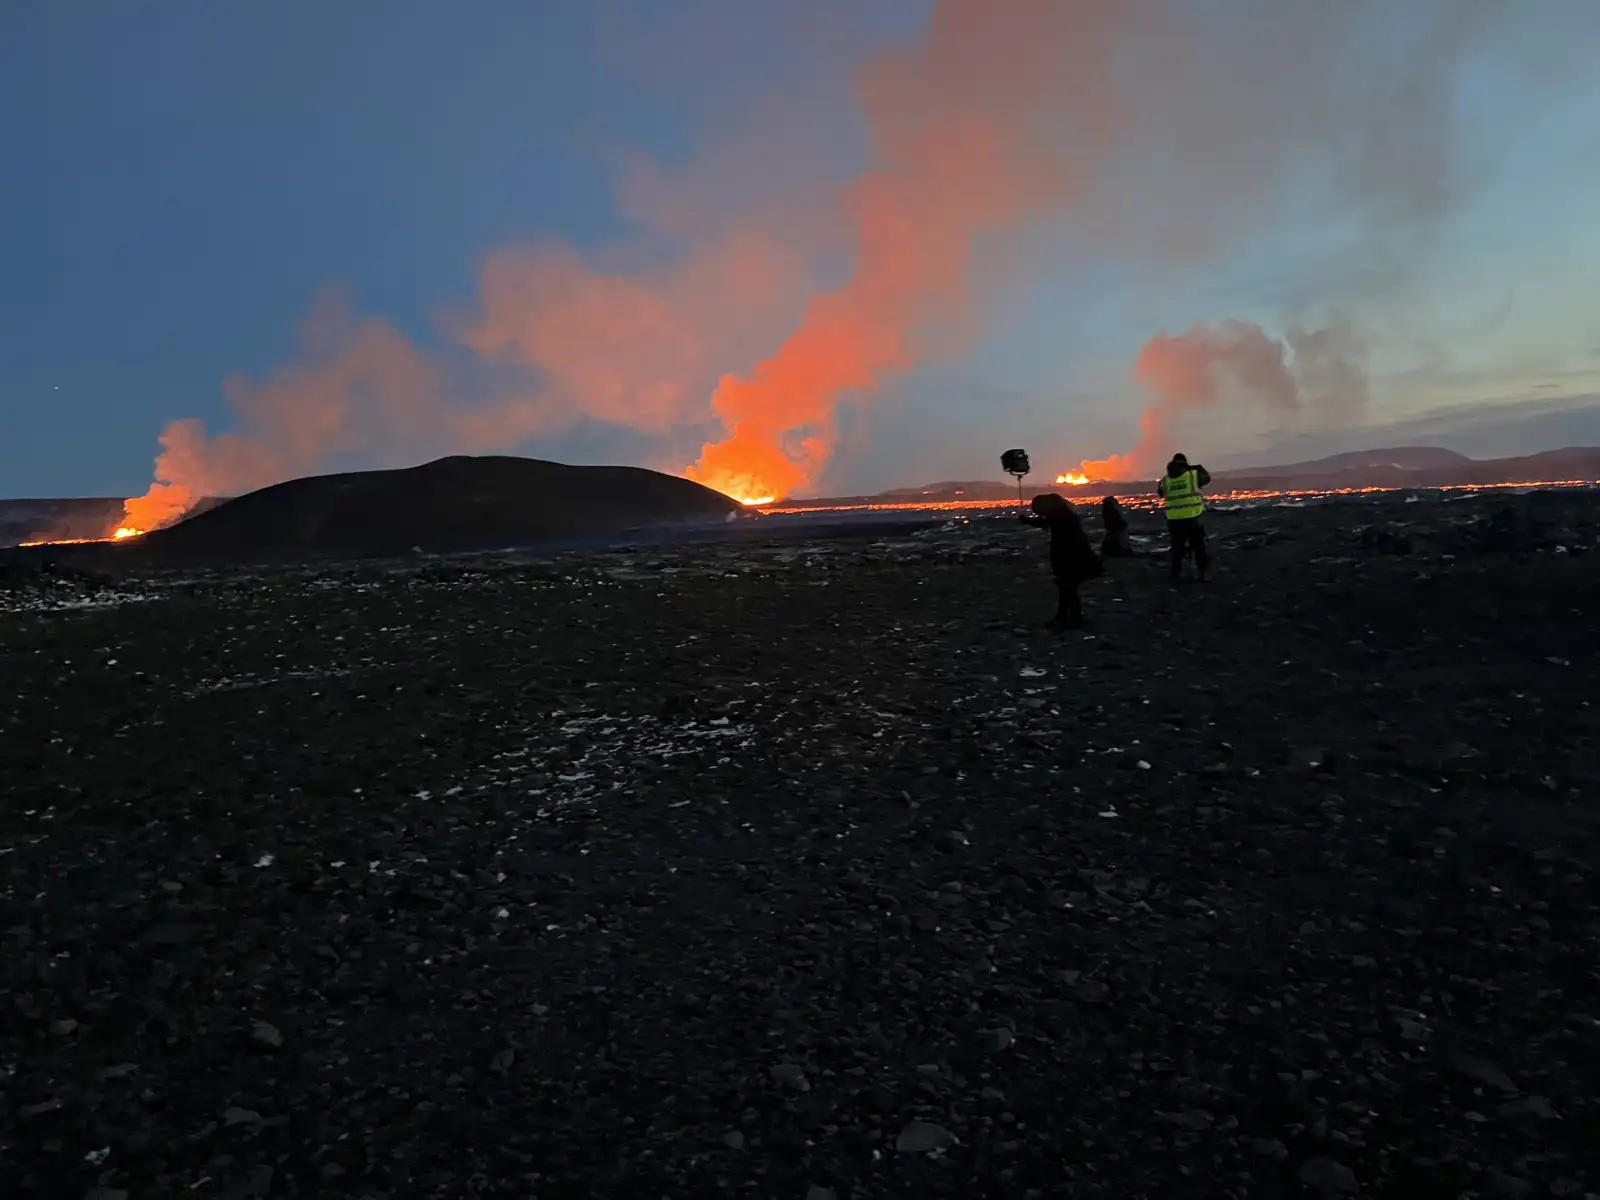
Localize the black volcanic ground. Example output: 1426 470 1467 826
2 491 1597 1198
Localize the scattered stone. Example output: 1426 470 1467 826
222 1164 274 1200
249 1020 282 1049
980 1027 1015 1052
1297 1156 1360 1195
769 1063 810 1092
1498 1095 1559 1120
1449 1052 1517 1094
896 1120 957 1154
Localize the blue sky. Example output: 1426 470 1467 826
3 0 1598 499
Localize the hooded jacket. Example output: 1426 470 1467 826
1021 494 1103 582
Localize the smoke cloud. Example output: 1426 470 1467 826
122 291 447 532
122 221 818 531
682 0 1144 500
115 0 1512 532
1080 319 1370 480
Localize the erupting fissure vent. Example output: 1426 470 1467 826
20 526 145 548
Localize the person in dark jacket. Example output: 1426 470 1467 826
1099 495 1135 557
1156 452 1212 580
1020 493 1103 628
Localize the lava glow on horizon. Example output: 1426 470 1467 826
754 478 1600 515
1054 472 1091 486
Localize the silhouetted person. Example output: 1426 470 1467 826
1020 493 1102 629
1157 452 1211 580
1099 495 1135 558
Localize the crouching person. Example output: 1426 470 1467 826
1020 493 1103 629
1100 495 1135 557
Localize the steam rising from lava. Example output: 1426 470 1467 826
109 0 1508 529
1078 319 1368 481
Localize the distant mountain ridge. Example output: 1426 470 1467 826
770 445 1600 507
1227 446 1470 477
1211 446 1600 494
6 446 1600 549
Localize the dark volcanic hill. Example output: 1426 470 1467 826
121 456 745 564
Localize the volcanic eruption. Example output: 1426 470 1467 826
96 0 1503 524
20 525 144 548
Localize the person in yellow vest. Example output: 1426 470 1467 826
1156 452 1211 580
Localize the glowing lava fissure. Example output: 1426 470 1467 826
18 525 146 549
1054 472 1090 486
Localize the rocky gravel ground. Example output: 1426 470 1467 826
2 492 1598 1199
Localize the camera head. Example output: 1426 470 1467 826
1001 448 1031 478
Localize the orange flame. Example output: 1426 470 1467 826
1054 472 1090 486
678 2 1135 503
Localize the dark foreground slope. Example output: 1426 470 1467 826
124 455 745 564
1 493 1597 1198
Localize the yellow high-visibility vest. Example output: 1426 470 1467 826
1160 469 1204 521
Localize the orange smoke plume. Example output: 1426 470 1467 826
109 0 1475 522
119 291 447 532
685 0 1141 502
1078 318 1366 482
119 224 817 530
